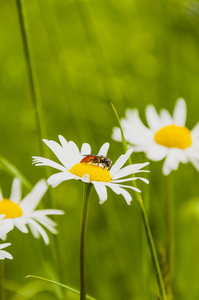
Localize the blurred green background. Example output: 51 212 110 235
0 0 199 299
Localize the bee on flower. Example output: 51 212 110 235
0 178 64 245
112 98 199 175
33 136 149 205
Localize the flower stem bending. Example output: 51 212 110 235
80 183 92 300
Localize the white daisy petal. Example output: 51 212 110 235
27 219 50 245
110 149 134 175
116 183 141 193
191 122 199 138
42 139 63 155
0 249 13 260
14 221 29 233
112 177 149 184
98 143 110 156
31 209 64 216
162 150 180 176
28 222 40 239
146 105 163 130
33 217 58 234
43 139 69 167
173 98 187 126
112 162 149 180
31 214 57 227
20 180 48 212
0 242 11 250
0 214 5 224
0 234 6 241
10 178 21 203
93 182 108 204
0 221 14 238
58 135 68 147
162 160 172 176
105 183 132 205
125 109 151 138
47 172 80 187
159 109 173 125
112 126 122 142
189 157 199 171
81 143 91 155
146 145 168 161
81 174 91 183
58 136 80 168
32 156 67 172
0 188 3 200
68 141 81 163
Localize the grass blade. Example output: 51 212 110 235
26 275 96 300
0 157 32 190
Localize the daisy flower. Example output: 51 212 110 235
0 179 64 245
112 98 199 176
32 136 149 205
0 215 13 260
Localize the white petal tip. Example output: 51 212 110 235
127 148 134 154
176 97 185 102
56 210 65 215
58 135 67 143
46 179 56 188
82 175 91 183
99 199 106 205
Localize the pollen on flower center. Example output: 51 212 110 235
154 124 192 149
0 199 23 218
69 163 111 182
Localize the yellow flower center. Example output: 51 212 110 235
0 199 23 218
154 124 192 149
69 163 111 182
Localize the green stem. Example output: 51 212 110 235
139 198 168 300
111 103 167 299
0 261 5 300
80 183 92 300
15 0 46 156
166 173 174 279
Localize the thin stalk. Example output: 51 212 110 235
26 275 96 300
111 103 167 300
166 173 174 279
80 183 92 300
16 4 62 296
139 197 168 300
15 0 55 209
0 262 5 300
15 0 46 156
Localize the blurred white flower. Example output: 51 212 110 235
112 98 199 175
33 136 149 205
0 215 13 260
0 179 64 245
